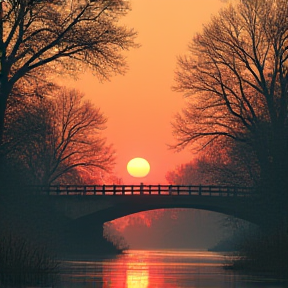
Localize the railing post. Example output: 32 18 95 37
140 183 143 195
199 185 202 196
131 185 134 195
158 184 161 195
102 184 106 195
122 185 125 195
169 185 172 195
113 185 116 195
83 186 86 196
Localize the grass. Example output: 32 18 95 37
0 233 59 287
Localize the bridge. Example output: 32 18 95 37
38 183 253 197
32 184 259 255
35 184 257 223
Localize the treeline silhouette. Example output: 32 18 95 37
0 1 137 286
171 0 288 275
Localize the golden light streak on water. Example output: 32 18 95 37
126 264 149 288
59 250 286 287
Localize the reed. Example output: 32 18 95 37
0 233 59 287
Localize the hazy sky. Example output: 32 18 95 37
61 0 232 250
63 0 227 184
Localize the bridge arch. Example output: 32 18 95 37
45 186 259 254
61 197 258 255
46 184 257 226
66 195 259 231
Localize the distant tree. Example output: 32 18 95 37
197 138 259 186
103 222 129 251
166 140 257 187
4 87 114 185
76 168 123 185
172 0 288 227
0 0 137 146
165 160 210 186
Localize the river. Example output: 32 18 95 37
56 250 287 288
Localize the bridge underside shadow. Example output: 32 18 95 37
58 195 260 253
71 195 260 226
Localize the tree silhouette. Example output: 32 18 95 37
166 141 257 187
4 87 114 185
172 0 288 227
0 0 137 145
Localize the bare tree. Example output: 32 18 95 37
5 87 114 185
0 0 137 145
172 0 288 224
165 160 210 186
166 140 257 187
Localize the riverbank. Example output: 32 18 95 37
213 230 288 279
0 187 122 287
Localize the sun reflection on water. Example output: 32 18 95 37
60 250 235 288
101 250 216 288
126 264 149 288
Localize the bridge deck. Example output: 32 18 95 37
35 184 254 197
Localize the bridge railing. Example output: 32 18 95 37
33 184 254 197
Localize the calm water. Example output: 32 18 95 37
55 250 287 288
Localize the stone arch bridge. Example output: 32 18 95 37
35 184 260 254
39 184 258 225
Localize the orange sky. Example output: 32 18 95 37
62 0 227 184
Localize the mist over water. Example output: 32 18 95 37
106 209 226 250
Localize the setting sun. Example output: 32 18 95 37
127 158 150 178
